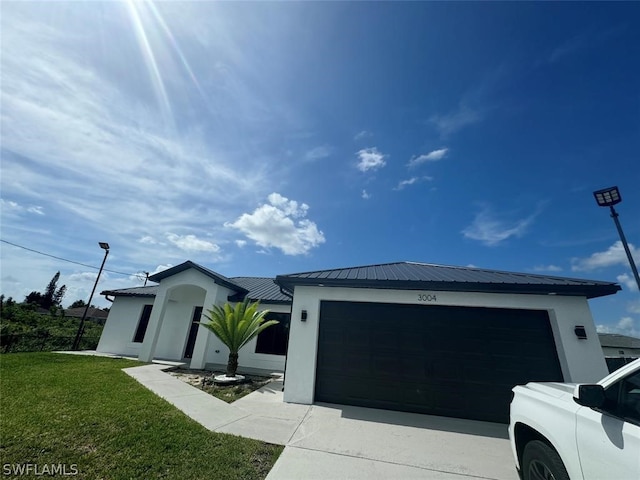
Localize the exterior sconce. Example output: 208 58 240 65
574 326 587 340
301 310 308 321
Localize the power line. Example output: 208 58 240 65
0 238 145 279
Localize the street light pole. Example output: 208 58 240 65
608 205 640 291
593 186 640 292
72 242 110 350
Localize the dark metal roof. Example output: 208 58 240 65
228 277 292 304
599 333 640 349
101 278 291 304
101 286 158 297
275 261 621 299
148 261 247 294
64 307 109 319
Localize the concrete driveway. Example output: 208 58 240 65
124 363 518 480
266 402 517 480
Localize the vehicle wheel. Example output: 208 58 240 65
522 440 569 480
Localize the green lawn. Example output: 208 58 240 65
0 353 283 479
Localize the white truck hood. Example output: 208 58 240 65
522 382 577 399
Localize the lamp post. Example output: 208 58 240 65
593 186 640 292
72 242 110 350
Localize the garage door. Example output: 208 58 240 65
315 301 563 423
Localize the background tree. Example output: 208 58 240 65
200 299 279 378
69 299 87 309
24 272 67 310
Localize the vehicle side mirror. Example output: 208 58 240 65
574 384 605 408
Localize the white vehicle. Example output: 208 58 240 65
509 358 640 480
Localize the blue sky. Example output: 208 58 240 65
1 2 638 336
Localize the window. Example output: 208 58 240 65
133 304 153 343
255 312 290 355
603 370 640 425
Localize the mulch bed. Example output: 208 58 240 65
169 368 275 403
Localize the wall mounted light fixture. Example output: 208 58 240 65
574 325 587 340
301 310 308 321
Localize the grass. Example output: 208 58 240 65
0 353 283 479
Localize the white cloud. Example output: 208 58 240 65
139 236 161 245
67 271 102 283
533 265 563 273
407 148 448 168
394 176 432 191
27 206 44 215
356 147 386 172
462 205 538 246
430 104 481 136
166 234 220 253
1 200 19 209
227 193 325 255
150 264 173 276
617 273 639 291
235 240 247 248
571 241 639 272
628 300 640 315
361 190 371 200
597 317 640 338
266 192 308 218
305 145 331 161
1 198 45 216
354 130 372 140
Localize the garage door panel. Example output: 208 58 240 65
315 300 563 423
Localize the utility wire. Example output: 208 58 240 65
0 238 145 279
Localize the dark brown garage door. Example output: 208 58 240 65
315 301 563 423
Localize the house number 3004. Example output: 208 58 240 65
418 294 437 302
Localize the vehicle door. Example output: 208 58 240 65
575 368 640 479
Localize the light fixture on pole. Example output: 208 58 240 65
72 242 110 350
593 186 640 292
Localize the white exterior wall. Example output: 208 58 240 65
97 296 152 357
602 346 640 358
212 302 290 372
284 286 608 405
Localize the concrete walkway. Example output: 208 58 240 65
123 363 518 480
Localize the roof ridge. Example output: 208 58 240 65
230 276 277 280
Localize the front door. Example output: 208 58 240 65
184 306 203 359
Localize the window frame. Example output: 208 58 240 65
132 304 153 343
254 311 291 356
601 369 640 426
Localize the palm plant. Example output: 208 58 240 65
199 298 279 377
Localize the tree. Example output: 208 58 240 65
25 291 43 306
24 272 67 310
200 299 279 378
69 300 87 309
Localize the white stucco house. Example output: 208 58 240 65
98 261 292 373
98 260 620 423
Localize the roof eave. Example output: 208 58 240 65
100 290 156 298
274 277 621 299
